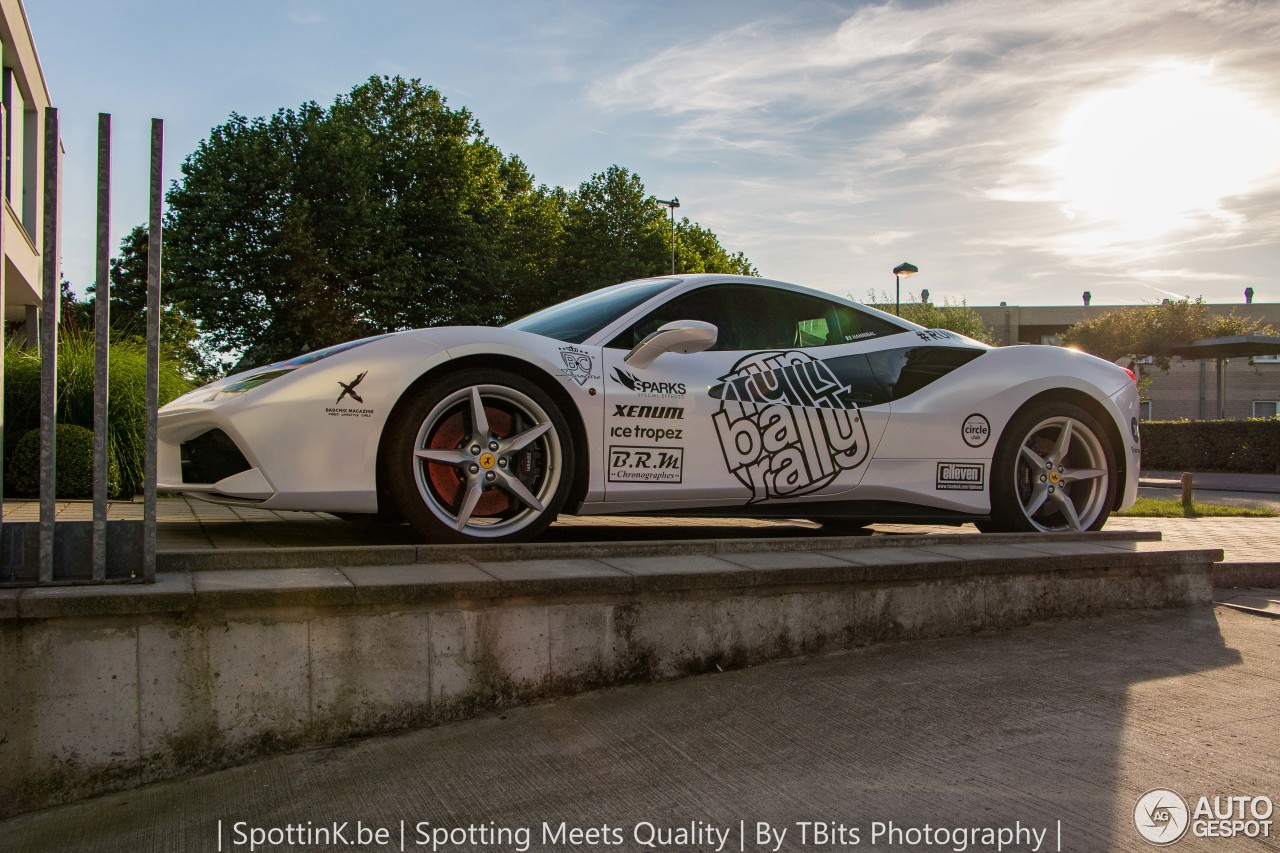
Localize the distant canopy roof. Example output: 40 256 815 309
1165 334 1280 360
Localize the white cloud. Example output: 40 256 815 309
588 0 1280 303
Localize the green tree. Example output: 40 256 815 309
864 292 996 344
1060 299 1275 367
166 76 555 367
165 77 756 367
101 225 224 383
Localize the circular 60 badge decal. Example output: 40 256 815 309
1134 789 1190 845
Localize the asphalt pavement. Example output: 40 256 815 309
1 606 1273 852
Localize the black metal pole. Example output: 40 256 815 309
92 113 111 580
143 118 162 582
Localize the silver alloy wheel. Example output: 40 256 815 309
1014 415 1110 532
411 384 562 538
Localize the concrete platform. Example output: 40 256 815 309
0 535 1219 818
2 606 1268 853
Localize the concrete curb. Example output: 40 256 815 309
155 529 1163 572
1213 562 1280 589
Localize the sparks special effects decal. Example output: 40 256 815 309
559 346 596 386
608 445 683 483
936 462 985 491
710 350 868 503
327 372 374 418
611 368 687 398
962 413 991 448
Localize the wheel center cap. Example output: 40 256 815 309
478 453 497 470
1048 470 1060 484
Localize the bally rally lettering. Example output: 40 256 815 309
710 351 868 503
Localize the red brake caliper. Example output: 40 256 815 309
425 406 514 517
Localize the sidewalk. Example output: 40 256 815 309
1 606 1268 852
4 496 1279 565
1141 469 1280 493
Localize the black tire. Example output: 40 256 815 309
382 368 573 544
985 400 1117 533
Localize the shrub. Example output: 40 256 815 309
3 333 193 497
1141 419 1280 474
6 425 122 499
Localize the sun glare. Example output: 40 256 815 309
1056 65 1280 237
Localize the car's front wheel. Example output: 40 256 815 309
984 401 1116 533
383 369 573 543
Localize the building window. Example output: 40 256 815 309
1253 401 1278 418
1139 401 1153 420
1253 355 1280 365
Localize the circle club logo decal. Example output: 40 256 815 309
1134 789 1190 845
962 413 991 448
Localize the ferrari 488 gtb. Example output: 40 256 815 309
159 275 1140 542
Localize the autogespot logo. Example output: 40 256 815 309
1135 789 1190 845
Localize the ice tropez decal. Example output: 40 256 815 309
710 351 869 503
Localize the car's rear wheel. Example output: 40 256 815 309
984 401 1116 533
384 369 572 543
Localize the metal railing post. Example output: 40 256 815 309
38 107 60 583
0 102 7 568
143 118 162 582
92 114 111 580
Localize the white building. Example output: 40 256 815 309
0 0 59 341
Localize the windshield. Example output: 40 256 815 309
505 278 678 343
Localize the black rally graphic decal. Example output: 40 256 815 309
709 350 869 503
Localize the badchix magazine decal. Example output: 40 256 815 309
611 368 687 398
609 446 683 483
328 372 374 418
709 350 868 503
936 462 985 491
559 346 596 386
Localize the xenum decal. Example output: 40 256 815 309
710 351 868 503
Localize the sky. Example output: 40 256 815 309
27 0 1280 308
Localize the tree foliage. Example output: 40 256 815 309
1060 299 1276 367
864 291 996 345
165 76 756 371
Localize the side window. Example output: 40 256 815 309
607 285 907 351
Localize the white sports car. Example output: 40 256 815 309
159 275 1140 543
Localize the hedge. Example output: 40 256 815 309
6 425 122 499
3 333 193 497
1140 419 1280 474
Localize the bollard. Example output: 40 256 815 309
1181 472 1194 510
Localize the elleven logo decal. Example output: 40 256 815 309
710 350 868 503
936 462 984 491
611 368 686 397
336 371 367 405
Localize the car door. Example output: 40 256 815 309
600 283 905 509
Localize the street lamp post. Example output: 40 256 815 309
656 197 680 274
892 262 918 316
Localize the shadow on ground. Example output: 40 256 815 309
2 607 1259 852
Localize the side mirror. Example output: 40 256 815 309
624 320 718 369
